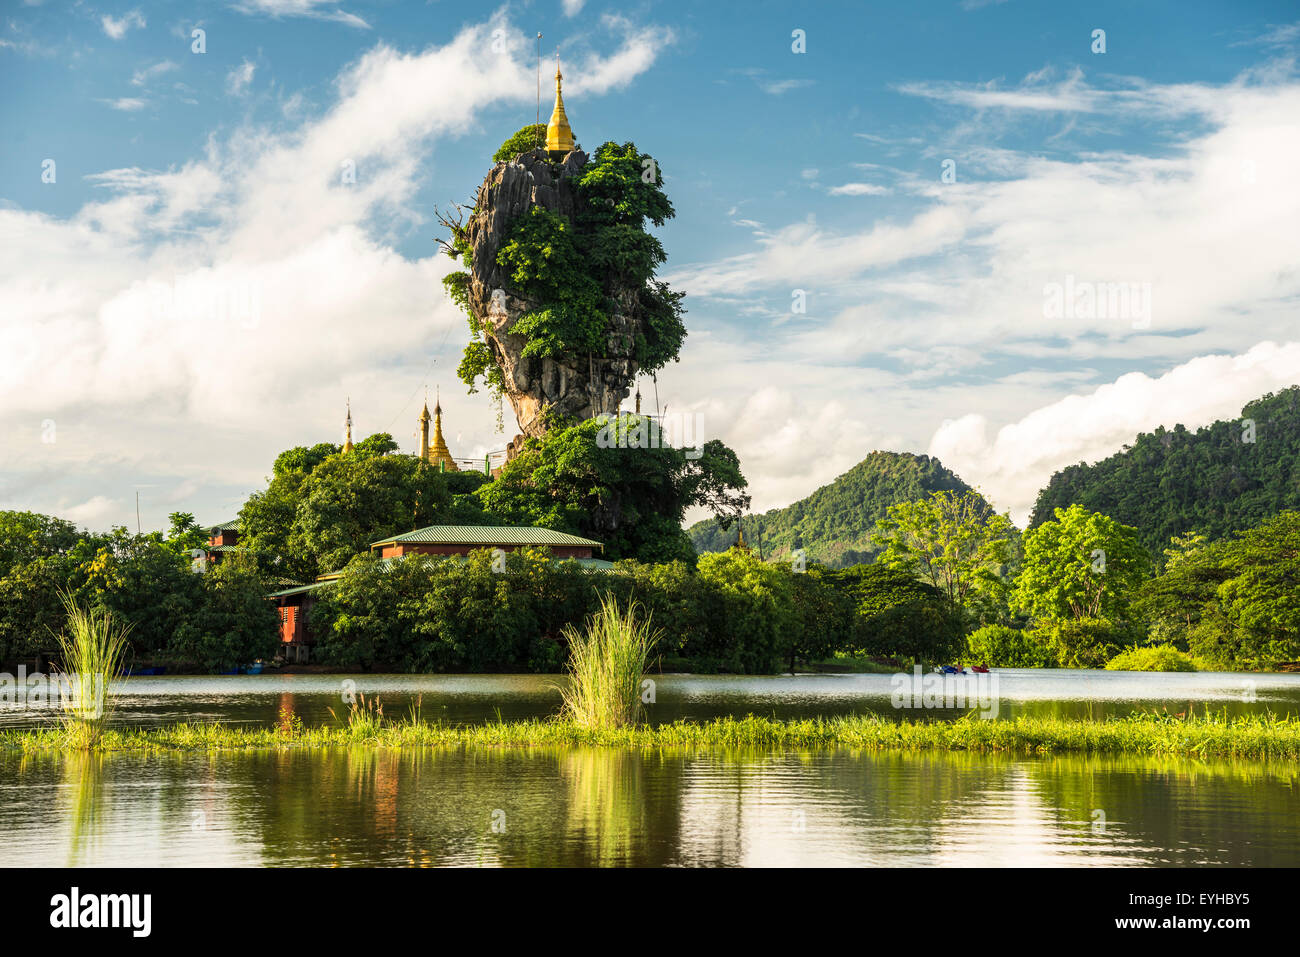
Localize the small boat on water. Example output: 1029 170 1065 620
244 662 264 675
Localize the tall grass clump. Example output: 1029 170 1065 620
560 594 660 730
328 693 386 740
51 594 132 749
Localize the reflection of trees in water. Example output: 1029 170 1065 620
25 744 1299 866
219 746 686 866
1023 754 1300 866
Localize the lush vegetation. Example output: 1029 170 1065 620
1031 386 1300 556
1105 645 1198 672
965 624 1053 668
688 452 984 567
309 546 962 674
238 433 457 582
448 136 687 403
9 710 1300 760
1131 510 1300 669
0 511 278 671
480 414 749 563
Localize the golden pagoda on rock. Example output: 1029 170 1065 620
546 57 575 156
419 390 458 472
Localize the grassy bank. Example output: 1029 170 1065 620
4 711 1300 760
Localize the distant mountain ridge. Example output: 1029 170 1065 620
1030 385 1300 555
688 451 985 568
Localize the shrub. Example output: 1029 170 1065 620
1030 618 1148 669
1105 645 1197 672
965 624 1053 668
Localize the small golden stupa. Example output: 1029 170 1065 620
546 57 575 156
419 389 458 472
343 398 354 454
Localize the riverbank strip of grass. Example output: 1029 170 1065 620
4 711 1300 759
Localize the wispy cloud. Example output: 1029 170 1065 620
131 60 178 87
232 0 371 30
828 182 891 196
101 10 146 40
100 97 148 111
761 78 813 95
226 59 256 96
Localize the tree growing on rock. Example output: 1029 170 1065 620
440 132 686 438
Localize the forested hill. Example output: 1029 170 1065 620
1030 385 1300 555
687 451 983 568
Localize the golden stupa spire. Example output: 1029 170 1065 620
343 398 354 454
546 55 575 155
736 522 749 552
421 387 458 472
418 390 431 461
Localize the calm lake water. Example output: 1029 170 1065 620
2 670 1298 867
3 669 1298 730
1 747 1297 866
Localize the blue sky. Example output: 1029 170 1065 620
3 0 1300 532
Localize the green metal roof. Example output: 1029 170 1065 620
209 518 242 533
205 544 240 553
371 525 602 549
267 581 333 599
566 558 614 571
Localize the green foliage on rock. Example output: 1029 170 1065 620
1031 386 1300 556
493 124 546 162
447 139 686 399
688 452 984 568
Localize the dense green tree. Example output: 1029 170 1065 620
826 564 966 664
965 623 1053 668
77 527 203 657
477 415 749 563
240 436 454 582
0 554 81 663
172 555 280 671
166 512 209 556
688 549 796 673
875 489 1015 613
1013 505 1151 621
0 510 82 573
